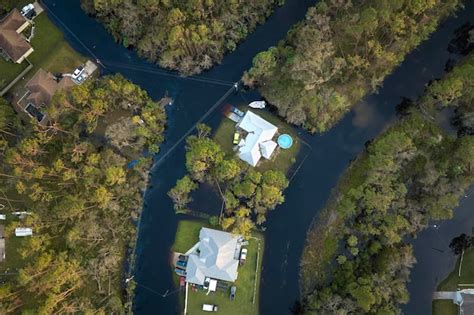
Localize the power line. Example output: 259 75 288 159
103 61 234 87
151 83 238 170
41 2 103 66
42 2 238 87
103 61 234 85
135 282 182 298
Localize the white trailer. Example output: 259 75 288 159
15 228 33 237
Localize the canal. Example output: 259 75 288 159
42 1 474 314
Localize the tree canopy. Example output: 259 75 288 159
299 52 474 314
169 125 288 238
243 0 461 132
0 75 166 313
81 0 282 74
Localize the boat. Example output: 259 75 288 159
248 101 266 109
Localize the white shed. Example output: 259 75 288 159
15 227 33 237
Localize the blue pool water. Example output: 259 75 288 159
278 134 293 149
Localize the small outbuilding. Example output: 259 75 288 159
15 227 32 237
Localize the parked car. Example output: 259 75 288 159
230 286 236 301
233 132 240 145
72 66 84 78
202 304 218 312
24 9 36 19
231 107 245 117
179 276 186 287
176 260 187 268
178 254 188 261
240 248 248 265
20 4 34 16
175 267 186 276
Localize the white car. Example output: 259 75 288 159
72 66 85 79
20 4 34 16
240 248 248 265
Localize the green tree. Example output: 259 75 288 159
168 175 198 211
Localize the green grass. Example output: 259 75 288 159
172 219 264 315
432 300 458 315
7 12 85 97
28 14 85 73
172 219 211 253
0 58 28 89
0 216 29 276
437 248 474 291
213 105 301 175
432 248 474 315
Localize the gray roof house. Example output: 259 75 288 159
185 228 242 285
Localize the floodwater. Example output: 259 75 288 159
41 1 474 314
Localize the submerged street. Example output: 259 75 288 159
43 1 474 314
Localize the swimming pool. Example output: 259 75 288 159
277 134 293 149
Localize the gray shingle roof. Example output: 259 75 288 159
185 228 241 285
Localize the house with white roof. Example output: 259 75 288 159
236 111 278 167
185 227 243 285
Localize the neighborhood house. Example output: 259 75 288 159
184 228 244 286
0 9 33 63
236 111 278 167
18 69 74 123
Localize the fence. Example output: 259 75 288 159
0 59 33 96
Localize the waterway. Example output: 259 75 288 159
42 1 474 314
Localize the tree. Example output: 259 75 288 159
0 97 17 137
215 159 241 182
84 0 281 74
168 176 198 211
449 233 472 255
185 136 224 182
105 166 126 185
349 285 376 312
347 235 358 247
243 0 461 132
244 47 278 84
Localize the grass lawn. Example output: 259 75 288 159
172 219 211 254
213 106 301 175
7 12 86 97
431 248 474 315
28 14 85 73
437 248 474 291
0 215 30 277
432 300 458 315
172 219 264 315
0 58 28 90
